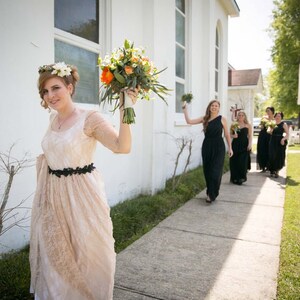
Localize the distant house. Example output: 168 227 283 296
227 65 263 125
0 0 239 252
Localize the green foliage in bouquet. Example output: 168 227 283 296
181 93 193 104
230 121 240 134
98 39 171 124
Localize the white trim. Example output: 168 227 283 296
228 85 258 90
220 0 240 17
100 0 112 55
54 28 100 54
174 120 191 127
175 0 192 116
214 27 220 98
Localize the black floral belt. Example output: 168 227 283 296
48 163 95 178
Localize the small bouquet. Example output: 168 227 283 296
230 121 240 135
260 117 269 129
266 120 277 133
98 39 170 124
181 93 193 104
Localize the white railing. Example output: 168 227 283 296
289 130 300 145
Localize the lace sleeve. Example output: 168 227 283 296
84 111 120 152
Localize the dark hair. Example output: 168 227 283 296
266 106 275 114
275 111 284 119
37 64 80 109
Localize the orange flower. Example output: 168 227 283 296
125 65 134 75
101 67 114 84
131 55 139 63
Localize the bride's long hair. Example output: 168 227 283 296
203 100 220 131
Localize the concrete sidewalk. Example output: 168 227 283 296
113 156 286 300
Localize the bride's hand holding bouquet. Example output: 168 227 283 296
98 39 171 124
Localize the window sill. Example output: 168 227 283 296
174 119 190 127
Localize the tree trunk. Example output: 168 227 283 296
0 165 15 235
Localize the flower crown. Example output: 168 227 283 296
38 62 72 77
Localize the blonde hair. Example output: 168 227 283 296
203 100 220 131
37 64 80 109
237 111 249 124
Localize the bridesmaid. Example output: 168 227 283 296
229 111 252 185
256 106 275 171
268 112 289 178
182 100 233 203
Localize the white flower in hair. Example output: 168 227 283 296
51 62 72 77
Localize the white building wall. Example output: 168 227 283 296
0 0 234 252
0 0 54 252
228 87 256 124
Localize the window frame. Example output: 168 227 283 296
54 0 111 106
175 0 191 117
214 27 220 99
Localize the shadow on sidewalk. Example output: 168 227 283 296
113 153 285 300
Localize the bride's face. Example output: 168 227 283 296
41 77 73 111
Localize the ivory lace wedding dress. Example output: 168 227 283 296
30 110 119 300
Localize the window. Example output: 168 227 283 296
54 0 106 104
55 0 99 43
55 40 99 104
215 28 220 99
175 0 188 113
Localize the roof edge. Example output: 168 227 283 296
220 0 240 17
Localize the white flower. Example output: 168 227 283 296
102 55 111 66
51 62 72 77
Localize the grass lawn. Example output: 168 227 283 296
288 144 300 151
276 151 300 299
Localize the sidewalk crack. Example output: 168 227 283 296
114 284 167 300
159 226 280 247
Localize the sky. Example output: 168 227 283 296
228 0 276 75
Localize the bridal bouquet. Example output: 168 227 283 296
98 39 170 124
230 121 240 135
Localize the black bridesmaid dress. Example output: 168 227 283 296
256 122 271 171
230 127 249 184
269 122 287 176
202 115 225 201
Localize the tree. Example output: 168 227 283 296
268 0 300 118
0 144 34 238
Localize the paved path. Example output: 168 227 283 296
113 155 286 300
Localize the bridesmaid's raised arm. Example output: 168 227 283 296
182 102 203 125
